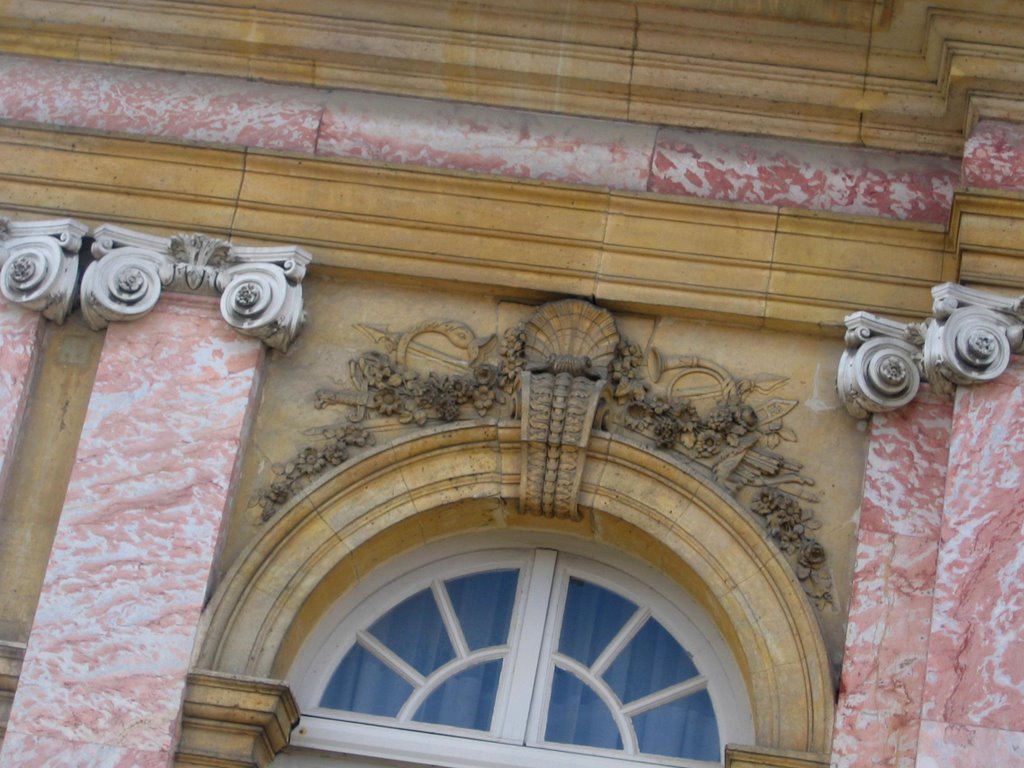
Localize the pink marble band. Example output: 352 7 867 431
0 54 962 222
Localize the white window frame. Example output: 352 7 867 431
288 532 753 768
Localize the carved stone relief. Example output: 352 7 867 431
838 283 1024 417
0 218 87 323
256 299 833 609
83 224 311 351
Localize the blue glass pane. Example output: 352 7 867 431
603 618 699 704
545 667 623 750
558 577 637 666
633 689 720 761
413 659 503 731
445 570 518 650
320 643 414 717
369 588 455 676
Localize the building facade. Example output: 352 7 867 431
0 2 1023 766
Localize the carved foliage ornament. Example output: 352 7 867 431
0 218 87 322
838 283 1024 417
82 224 311 351
258 300 833 609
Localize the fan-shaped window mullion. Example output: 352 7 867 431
432 580 470 658
354 630 426 688
590 608 648 678
548 655 637 754
398 648 506 722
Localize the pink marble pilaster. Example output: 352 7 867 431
831 395 953 768
961 120 1024 191
0 296 262 766
0 300 44 494
920 362 1024 738
316 91 657 190
649 128 959 223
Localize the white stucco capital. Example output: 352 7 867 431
83 224 311 351
0 218 88 323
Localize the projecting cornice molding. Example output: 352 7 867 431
84 224 311 351
838 283 1024 417
0 217 87 323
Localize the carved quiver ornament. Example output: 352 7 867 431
0 218 87 323
82 224 311 351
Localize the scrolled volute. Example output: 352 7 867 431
837 312 922 418
839 283 1024 416
0 218 87 322
82 224 310 350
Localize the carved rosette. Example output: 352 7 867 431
0 218 87 322
82 224 310 351
838 283 1024 416
518 300 618 520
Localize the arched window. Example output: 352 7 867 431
287 538 753 767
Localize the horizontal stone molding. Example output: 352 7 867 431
0 217 86 323
0 125 957 335
84 224 311 351
838 283 1024 417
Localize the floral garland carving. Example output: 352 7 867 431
253 308 833 609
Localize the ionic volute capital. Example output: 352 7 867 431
82 224 311 351
838 283 1024 417
0 218 87 322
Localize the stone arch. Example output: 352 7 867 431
193 422 834 754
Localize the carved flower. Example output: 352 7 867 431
436 392 461 421
473 385 496 414
796 540 827 577
694 429 723 457
370 387 402 416
474 365 498 387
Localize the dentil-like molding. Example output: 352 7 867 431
83 224 311 351
838 282 1024 417
0 217 87 323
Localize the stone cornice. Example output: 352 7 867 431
0 124 959 336
2 1 1024 152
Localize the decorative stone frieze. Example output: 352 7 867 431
838 283 1024 417
0 218 87 323
258 298 833 608
83 224 311 351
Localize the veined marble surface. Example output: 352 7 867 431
0 296 262 766
0 301 41 492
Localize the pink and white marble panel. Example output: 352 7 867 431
915 720 1024 768
961 120 1024 191
0 296 262 765
649 128 960 223
832 530 940 768
831 397 951 768
922 364 1024 733
0 55 323 152
316 91 657 190
857 395 953 538
0 300 43 492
